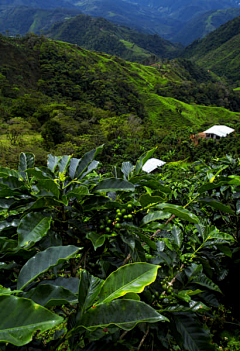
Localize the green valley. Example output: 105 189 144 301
1 33 240 170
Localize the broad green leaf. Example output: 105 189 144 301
198 198 234 215
78 270 104 314
198 178 230 193
157 203 199 223
23 284 77 307
75 300 168 333
174 313 215 351
122 292 140 301
86 232 107 250
135 148 156 175
141 211 171 226
0 167 19 178
121 162 134 180
98 262 159 304
17 245 81 290
18 213 52 247
0 295 63 346
19 152 35 180
207 230 234 242
41 277 79 294
171 226 183 248
47 155 61 173
69 145 103 180
218 245 232 257
35 179 60 198
185 264 203 281
93 179 135 193
58 155 71 174
81 160 100 179
140 195 165 207
25 168 51 180
0 199 15 209
67 186 89 199
191 273 222 293
0 176 24 190
138 233 157 250
28 197 67 211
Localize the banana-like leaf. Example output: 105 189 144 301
47 155 61 173
78 270 104 314
23 284 77 307
198 198 234 215
135 148 157 175
19 152 35 180
93 179 135 193
98 263 159 304
156 203 199 223
17 245 81 290
18 213 52 247
0 295 63 346
174 313 215 351
140 211 171 226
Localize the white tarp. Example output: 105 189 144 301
142 158 166 173
203 125 234 137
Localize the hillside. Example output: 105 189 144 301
180 15 240 84
46 14 180 63
170 8 240 45
1 33 240 168
0 6 82 36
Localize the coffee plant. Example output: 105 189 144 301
0 147 239 350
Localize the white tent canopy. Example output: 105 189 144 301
142 158 166 173
203 125 234 137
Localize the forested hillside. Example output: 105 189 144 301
1 33 240 170
180 15 240 84
46 14 180 63
170 8 240 45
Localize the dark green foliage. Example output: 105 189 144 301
41 119 65 146
0 150 239 350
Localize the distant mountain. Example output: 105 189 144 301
170 7 240 45
1 0 240 44
124 0 240 21
180 15 240 84
0 0 75 10
0 7 82 35
46 14 180 62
